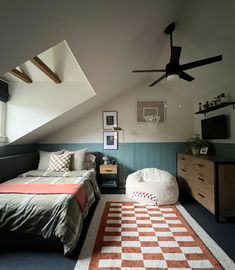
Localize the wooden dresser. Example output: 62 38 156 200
177 153 235 222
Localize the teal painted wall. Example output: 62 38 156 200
0 144 36 157
37 142 187 179
212 143 235 159
1 142 233 181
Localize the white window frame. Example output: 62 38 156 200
0 101 7 143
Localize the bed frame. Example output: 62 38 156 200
0 151 101 257
0 152 39 183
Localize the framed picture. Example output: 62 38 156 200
103 111 118 130
200 147 208 155
103 131 118 150
136 100 166 123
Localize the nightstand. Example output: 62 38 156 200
99 164 118 188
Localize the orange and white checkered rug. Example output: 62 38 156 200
88 201 222 269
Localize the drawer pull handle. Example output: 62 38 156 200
198 177 205 182
181 168 186 172
198 193 205 198
105 169 113 172
181 157 186 161
198 163 205 168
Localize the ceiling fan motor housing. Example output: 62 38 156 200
166 63 180 76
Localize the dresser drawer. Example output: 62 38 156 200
191 187 215 214
100 165 118 174
192 158 214 184
178 154 192 177
191 173 214 192
178 153 191 167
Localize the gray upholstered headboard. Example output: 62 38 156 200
0 152 39 183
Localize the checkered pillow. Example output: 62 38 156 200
47 153 72 172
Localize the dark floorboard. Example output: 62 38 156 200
0 201 98 270
0 251 75 270
179 192 235 261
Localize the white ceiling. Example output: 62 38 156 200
1 0 235 144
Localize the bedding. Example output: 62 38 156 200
66 149 87 170
0 169 100 255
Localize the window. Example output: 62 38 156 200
0 101 6 143
0 80 9 144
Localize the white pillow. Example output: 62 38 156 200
47 152 72 172
68 149 87 171
37 150 64 170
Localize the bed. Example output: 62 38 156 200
0 151 100 255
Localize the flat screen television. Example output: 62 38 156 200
201 114 228 139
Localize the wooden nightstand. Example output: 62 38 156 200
99 164 118 188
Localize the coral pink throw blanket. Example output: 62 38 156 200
0 184 88 211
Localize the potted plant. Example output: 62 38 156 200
187 134 208 155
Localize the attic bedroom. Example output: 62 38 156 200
0 1 234 270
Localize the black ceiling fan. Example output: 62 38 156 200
132 22 222 87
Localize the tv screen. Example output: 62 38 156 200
201 115 228 139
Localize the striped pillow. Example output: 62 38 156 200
47 153 72 172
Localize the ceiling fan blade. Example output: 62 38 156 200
149 74 167 87
181 55 222 71
132 69 165 73
170 46 182 64
179 72 194 82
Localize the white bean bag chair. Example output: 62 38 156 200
126 168 179 205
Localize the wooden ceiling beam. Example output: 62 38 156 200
30 56 61 84
9 68 32 83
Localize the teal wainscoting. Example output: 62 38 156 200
0 144 36 157
37 143 186 181
212 143 235 159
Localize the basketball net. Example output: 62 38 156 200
144 115 160 132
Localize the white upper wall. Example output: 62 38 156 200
43 81 193 143
6 41 95 143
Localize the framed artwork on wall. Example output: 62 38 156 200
136 100 166 123
103 111 118 130
103 131 118 150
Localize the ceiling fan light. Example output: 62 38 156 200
167 74 179 81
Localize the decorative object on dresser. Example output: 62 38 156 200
102 111 117 130
187 134 208 155
177 153 235 222
99 164 118 188
103 131 118 150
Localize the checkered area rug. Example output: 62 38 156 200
88 201 222 269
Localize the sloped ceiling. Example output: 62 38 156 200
1 0 234 144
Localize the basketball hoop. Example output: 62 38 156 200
144 114 160 131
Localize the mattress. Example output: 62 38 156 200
0 169 100 255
